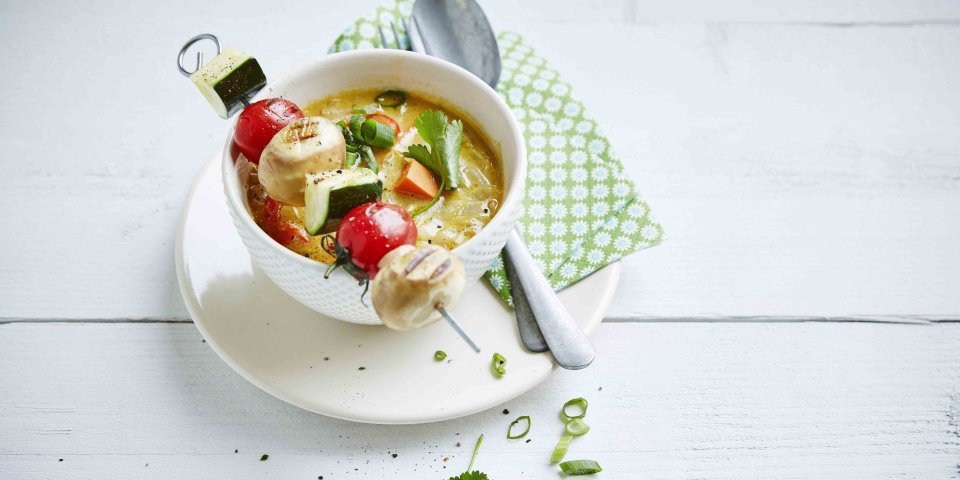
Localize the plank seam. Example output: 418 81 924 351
1 317 958 325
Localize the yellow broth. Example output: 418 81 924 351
246 89 504 262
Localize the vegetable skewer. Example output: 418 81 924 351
437 306 480 353
179 37 484 350
372 244 481 352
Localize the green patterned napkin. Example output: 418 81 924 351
330 1 664 306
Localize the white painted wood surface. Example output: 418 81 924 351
3 322 959 479
1 0 959 320
2 0 960 478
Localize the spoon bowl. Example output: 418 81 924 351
412 0 502 88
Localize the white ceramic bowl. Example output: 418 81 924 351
222 49 526 325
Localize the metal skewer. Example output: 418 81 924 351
437 305 481 353
177 34 221 77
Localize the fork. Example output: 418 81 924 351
379 19 428 55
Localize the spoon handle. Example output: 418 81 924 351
503 246 548 352
502 229 595 370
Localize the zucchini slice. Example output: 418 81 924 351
304 168 383 235
190 48 266 118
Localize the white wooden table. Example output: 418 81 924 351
2 1 959 478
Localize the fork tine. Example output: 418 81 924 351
378 24 391 49
406 16 427 54
390 21 406 51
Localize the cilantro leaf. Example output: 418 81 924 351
437 118 462 189
448 471 489 480
403 109 462 191
414 109 447 147
403 144 438 175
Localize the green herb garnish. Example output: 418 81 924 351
352 104 378 115
507 415 531 439
344 151 359 168
552 398 592 464
564 418 590 437
348 114 365 141
559 459 603 475
360 118 396 149
561 397 588 420
375 89 406 108
434 350 447 361
550 434 572 464
403 109 463 215
448 434 487 480
259 454 269 461
448 472 488 480
359 145 378 173
491 352 506 377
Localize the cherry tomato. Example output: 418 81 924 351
364 112 400 138
336 202 417 277
263 197 309 246
235 98 303 164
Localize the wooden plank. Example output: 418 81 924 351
1 1 959 321
624 0 960 23
2 322 959 478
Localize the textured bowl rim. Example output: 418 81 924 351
221 49 527 274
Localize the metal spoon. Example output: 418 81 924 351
411 0 501 87
410 0 595 369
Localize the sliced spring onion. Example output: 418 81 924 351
562 397 588 420
564 418 590 436
348 114 365 140
337 120 354 144
360 118 396 149
466 434 483 473
359 145 378 173
507 415 531 439
434 350 447 361
492 352 506 377
550 434 572 463
375 89 406 107
352 104 378 115
344 152 359 168
559 459 603 475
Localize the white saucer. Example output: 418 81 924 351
175 151 621 424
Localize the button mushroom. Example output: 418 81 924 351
371 245 466 330
257 116 345 206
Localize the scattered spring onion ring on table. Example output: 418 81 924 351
558 459 603 475
562 397 588 420
551 398 592 463
550 433 574 464
507 415 531 440
434 350 447 361
564 418 590 436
